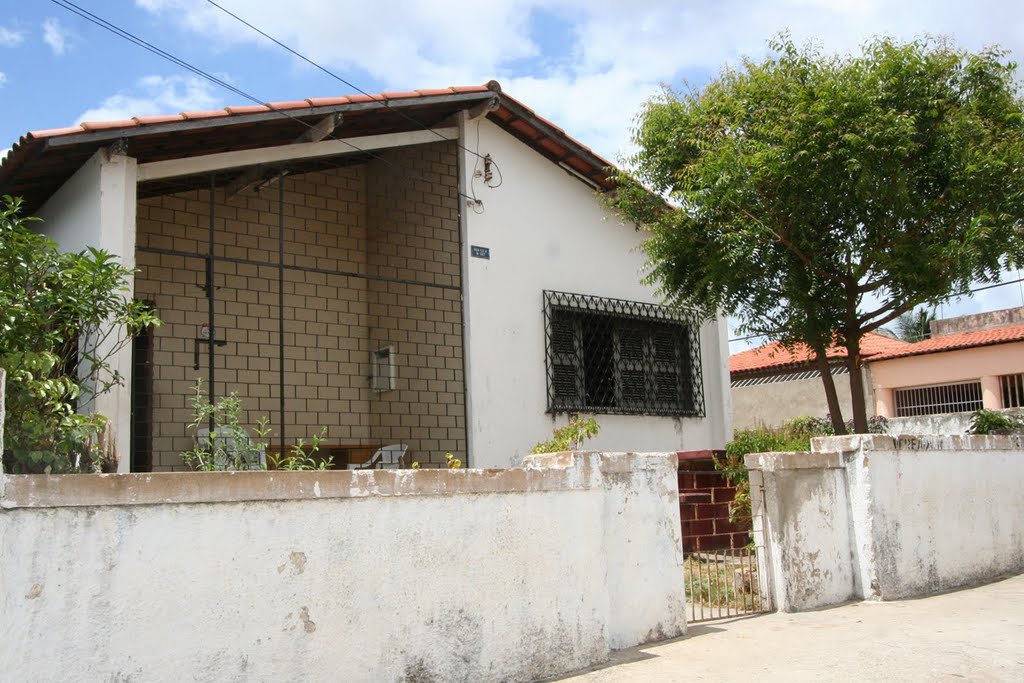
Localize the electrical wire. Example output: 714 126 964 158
48 0 481 206
201 0 504 207
202 0 493 163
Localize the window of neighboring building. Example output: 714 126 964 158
893 380 984 417
543 290 705 417
1002 373 1024 409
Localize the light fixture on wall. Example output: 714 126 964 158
371 346 396 392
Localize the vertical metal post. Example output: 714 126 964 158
207 174 216 435
278 177 286 456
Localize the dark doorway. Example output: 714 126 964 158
130 304 155 473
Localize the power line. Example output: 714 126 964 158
48 0 482 206
728 274 1024 343
202 0 492 163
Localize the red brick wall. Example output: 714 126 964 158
678 450 750 552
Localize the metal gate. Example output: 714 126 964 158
679 455 772 622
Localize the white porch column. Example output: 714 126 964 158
37 149 138 472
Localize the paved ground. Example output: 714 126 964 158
554 574 1024 682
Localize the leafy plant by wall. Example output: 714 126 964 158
967 409 1024 436
716 414 891 523
182 378 333 471
1 196 160 473
530 414 600 454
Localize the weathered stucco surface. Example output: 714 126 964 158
885 408 1024 436
745 452 854 612
0 452 685 682
748 435 1024 611
732 368 874 431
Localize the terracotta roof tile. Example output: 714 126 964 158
870 323 1024 361
224 105 269 114
28 125 84 137
730 332 910 374
80 119 137 131
132 114 184 125
380 90 420 100
180 109 231 120
349 93 383 104
304 96 350 107
264 100 315 111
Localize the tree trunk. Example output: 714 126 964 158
845 334 870 433
813 346 847 435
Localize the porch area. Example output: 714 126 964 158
132 140 466 471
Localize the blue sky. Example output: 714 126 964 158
2 0 1024 349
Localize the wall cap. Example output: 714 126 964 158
811 433 1024 453
743 450 842 471
0 451 676 510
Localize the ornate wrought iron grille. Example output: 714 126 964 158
543 291 705 417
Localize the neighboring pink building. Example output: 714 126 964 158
869 323 1024 418
729 308 1024 428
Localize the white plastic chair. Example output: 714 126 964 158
347 443 408 470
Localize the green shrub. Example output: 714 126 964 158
1 196 159 473
968 409 1024 435
530 414 600 454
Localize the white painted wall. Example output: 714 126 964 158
459 117 730 467
0 452 686 682
747 435 1024 611
841 435 1024 600
884 408 1024 436
36 149 138 472
746 452 855 612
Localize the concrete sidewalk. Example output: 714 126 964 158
554 574 1024 682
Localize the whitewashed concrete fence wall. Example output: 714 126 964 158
748 435 1024 612
0 451 685 682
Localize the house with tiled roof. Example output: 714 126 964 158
729 332 909 430
869 312 1024 419
0 82 731 471
729 307 1024 430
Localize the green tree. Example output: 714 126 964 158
1 196 159 473
612 35 1024 433
894 307 936 342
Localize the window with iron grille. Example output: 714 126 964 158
543 291 705 416
1002 373 1024 409
893 380 983 417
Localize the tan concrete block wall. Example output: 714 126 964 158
365 143 465 466
134 143 465 470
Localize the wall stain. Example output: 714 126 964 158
299 606 317 633
25 583 43 600
277 551 307 576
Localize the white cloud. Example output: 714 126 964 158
0 72 7 87
134 0 1024 164
0 25 24 47
42 18 72 56
74 74 222 124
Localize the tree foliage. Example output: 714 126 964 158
1 196 159 473
612 35 1024 432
